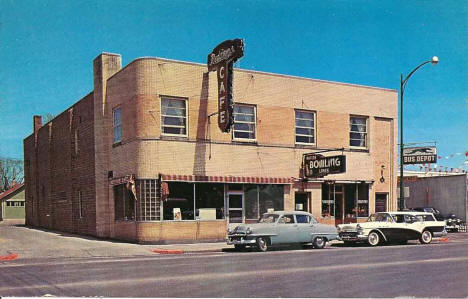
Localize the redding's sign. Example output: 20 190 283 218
403 147 437 164
303 154 346 178
207 39 244 133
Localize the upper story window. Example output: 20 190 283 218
233 104 256 141
350 116 368 148
113 108 122 144
295 110 315 145
161 97 187 136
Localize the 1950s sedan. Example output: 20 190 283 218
227 211 339 252
337 211 447 246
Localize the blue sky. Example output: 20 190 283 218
0 0 467 171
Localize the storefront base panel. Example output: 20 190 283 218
137 221 227 244
113 221 138 242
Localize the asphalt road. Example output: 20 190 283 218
1 233 468 298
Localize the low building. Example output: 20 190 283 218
0 183 25 220
24 52 398 243
401 171 468 221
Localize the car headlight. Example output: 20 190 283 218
336 226 342 233
357 224 364 234
246 227 252 234
227 228 232 234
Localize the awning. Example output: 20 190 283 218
161 174 293 184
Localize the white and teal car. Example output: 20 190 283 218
227 211 339 252
337 211 447 246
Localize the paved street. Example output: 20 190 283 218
1 221 468 297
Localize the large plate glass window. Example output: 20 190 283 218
350 116 368 148
113 107 122 143
114 184 135 221
233 104 256 141
161 97 187 136
295 110 315 144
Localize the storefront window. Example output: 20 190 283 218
163 182 194 220
114 184 135 221
321 184 335 217
357 183 369 217
195 183 224 220
345 184 357 218
259 185 284 214
245 185 259 220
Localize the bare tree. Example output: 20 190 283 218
43 113 55 123
0 157 24 192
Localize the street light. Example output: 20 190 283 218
399 56 439 210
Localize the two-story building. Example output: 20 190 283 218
24 52 398 243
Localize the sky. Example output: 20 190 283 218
0 0 467 172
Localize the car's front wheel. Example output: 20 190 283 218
419 230 433 244
368 231 381 246
313 237 326 249
256 237 268 252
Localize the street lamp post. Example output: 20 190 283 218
399 56 439 210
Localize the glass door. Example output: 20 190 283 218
227 193 243 223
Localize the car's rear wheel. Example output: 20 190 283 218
368 231 381 246
313 236 326 249
419 230 433 244
256 237 268 252
234 244 246 251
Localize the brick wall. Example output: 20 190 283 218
23 93 97 235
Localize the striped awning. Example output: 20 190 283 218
161 174 293 184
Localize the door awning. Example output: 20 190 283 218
161 174 293 184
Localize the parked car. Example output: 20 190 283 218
337 211 447 246
411 207 444 221
445 214 463 232
227 211 339 252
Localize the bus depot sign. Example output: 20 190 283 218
207 39 244 133
303 153 346 178
403 147 437 164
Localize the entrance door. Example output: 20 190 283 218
227 193 243 223
295 192 309 212
333 185 345 225
375 193 388 212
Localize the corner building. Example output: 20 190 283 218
24 53 398 243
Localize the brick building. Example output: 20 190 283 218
24 52 398 243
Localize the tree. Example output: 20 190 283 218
0 157 24 192
43 113 55 123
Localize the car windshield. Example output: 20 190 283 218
258 214 279 223
367 213 393 222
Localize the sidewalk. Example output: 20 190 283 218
0 220 234 259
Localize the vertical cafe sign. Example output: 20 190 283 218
207 39 244 132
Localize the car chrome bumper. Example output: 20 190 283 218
226 236 256 245
433 229 448 237
339 232 367 242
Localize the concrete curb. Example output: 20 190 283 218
151 249 184 254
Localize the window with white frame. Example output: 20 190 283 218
161 97 187 136
233 104 256 140
350 116 368 148
295 110 315 144
113 108 122 143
